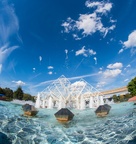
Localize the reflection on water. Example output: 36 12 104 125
0 101 136 144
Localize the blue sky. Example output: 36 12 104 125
0 0 136 95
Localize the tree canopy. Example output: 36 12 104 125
3 88 13 101
0 86 35 102
13 86 24 100
127 77 136 96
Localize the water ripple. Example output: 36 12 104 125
0 101 136 144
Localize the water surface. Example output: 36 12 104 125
0 101 136 144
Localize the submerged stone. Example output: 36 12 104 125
0 132 12 144
54 108 74 123
95 104 111 117
22 104 38 116
128 136 136 144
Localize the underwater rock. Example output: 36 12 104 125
127 136 136 144
0 132 12 144
95 104 111 117
22 104 38 116
54 108 74 123
22 104 31 111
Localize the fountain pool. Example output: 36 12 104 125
0 101 136 144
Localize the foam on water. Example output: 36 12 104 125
11 99 35 106
0 101 136 144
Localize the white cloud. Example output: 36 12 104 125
99 67 103 71
72 34 81 40
96 81 106 88
85 1 100 8
65 49 68 59
62 1 115 39
12 80 25 86
65 49 68 54
61 18 73 33
76 13 100 35
33 73 98 88
47 66 54 69
96 3 112 14
124 79 129 82
94 57 97 64
118 48 124 54
130 48 136 56
39 56 42 62
89 49 96 55
48 71 53 75
97 63 122 80
0 1 20 73
85 1 112 14
0 64 2 74
124 64 131 71
98 71 102 74
0 44 18 64
71 81 86 87
110 18 117 23
76 46 86 56
123 30 136 48
107 62 123 69
75 46 96 57
0 0 20 43
68 73 98 81
126 64 131 68
103 69 122 78
95 62 124 90
33 68 36 72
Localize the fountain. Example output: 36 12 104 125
58 97 66 109
80 95 85 109
100 96 104 105
35 93 41 108
89 96 93 108
48 97 53 109
42 100 45 108
35 75 105 110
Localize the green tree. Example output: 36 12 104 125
127 77 136 96
31 96 36 102
124 93 132 101
13 86 24 100
3 88 13 101
112 94 120 102
0 87 5 94
23 93 36 102
119 95 124 102
23 93 31 101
